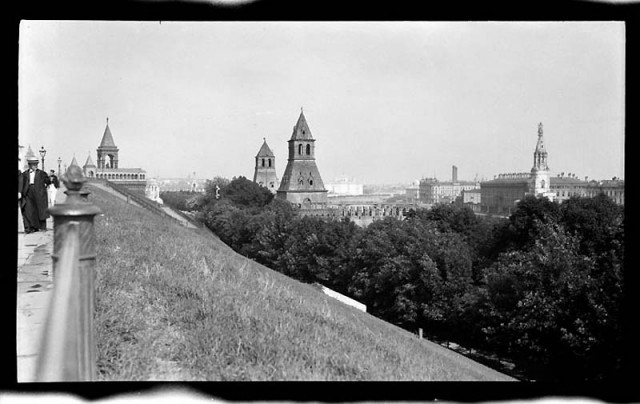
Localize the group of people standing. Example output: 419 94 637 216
18 155 60 234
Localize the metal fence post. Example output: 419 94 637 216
39 164 102 381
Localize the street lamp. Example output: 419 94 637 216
57 157 62 177
39 146 47 171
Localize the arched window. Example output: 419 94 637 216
298 144 303 155
262 158 265 167
306 144 311 155
268 159 272 167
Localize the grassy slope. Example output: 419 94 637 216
88 183 514 381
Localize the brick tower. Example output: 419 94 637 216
276 109 328 207
253 137 280 194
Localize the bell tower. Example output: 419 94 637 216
253 137 279 194
277 108 328 207
97 117 119 169
531 122 552 197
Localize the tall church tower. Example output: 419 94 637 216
277 109 328 206
97 117 119 169
531 122 552 197
253 138 280 194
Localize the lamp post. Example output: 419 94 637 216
39 146 47 171
57 157 62 177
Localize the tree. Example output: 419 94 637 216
478 220 623 381
223 176 274 209
560 194 624 260
348 218 474 331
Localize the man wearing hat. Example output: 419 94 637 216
20 146 51 233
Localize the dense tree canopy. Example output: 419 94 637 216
172 181 624 382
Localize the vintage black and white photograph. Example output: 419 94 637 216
15 19 627 394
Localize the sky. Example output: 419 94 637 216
18 21 625 184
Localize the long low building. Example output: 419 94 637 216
481 173 624 215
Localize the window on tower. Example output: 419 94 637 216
262 158 265 167
306 144 311 155
268 159 272 167
299 144 303 155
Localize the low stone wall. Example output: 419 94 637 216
313 283 366 312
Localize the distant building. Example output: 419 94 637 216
480 123 555 215
480 173 532 215
84 118 147 195
550 173 589 203
585 178 625 205
419 166 479 204
253 137 280 194
277 109 328 208
157 176 207 193
405 180 420 201
145 178 164 204
326 175 364 196
457 188 482 212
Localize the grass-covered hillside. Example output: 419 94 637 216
87 183 514 381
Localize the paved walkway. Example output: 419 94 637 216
16 185 67 382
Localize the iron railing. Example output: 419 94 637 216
35 164 101 381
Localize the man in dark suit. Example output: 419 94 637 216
20 155 51 233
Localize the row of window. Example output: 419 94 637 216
298 144 311 156
554 189 623 198
88 171 146 180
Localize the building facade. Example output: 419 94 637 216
419 166 479 205
549 174 589 203
276 109 328 207
326 175 364 196
585 178 625 205
253 138 280 194
83 118 147 194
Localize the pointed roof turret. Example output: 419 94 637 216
70 155 79 167
532 122 549 172
24 145 39 163
84 153 96 168
535 122 546 154
256 137 275 157
290 108 314 141
99 117 118 149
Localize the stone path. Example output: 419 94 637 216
16 185 66 382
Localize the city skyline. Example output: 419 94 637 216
19 21 625 184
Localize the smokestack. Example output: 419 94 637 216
452 165 458 182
